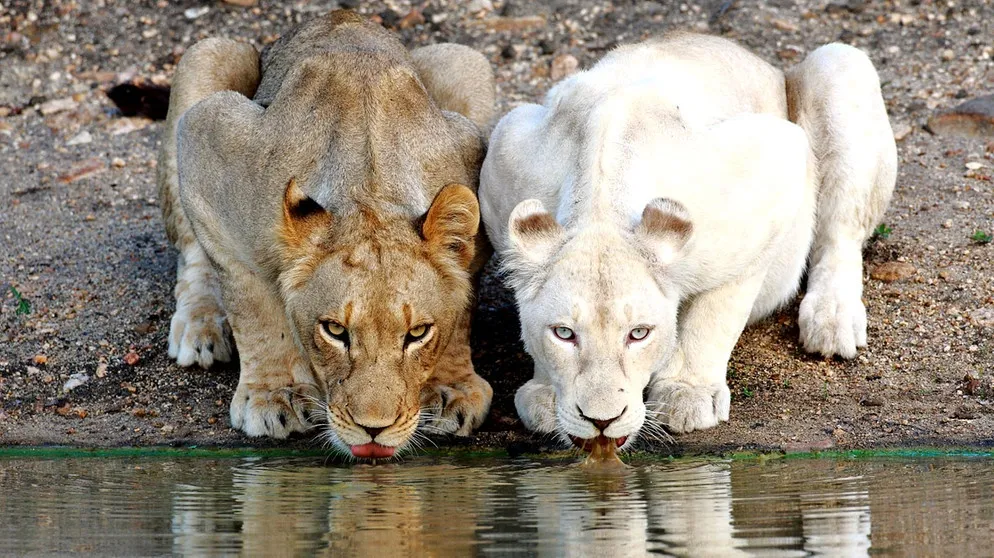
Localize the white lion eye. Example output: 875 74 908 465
629 327 650 342
553 326 576 341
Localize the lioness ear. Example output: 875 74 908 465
507 199 564 265
635 198 693 265
280 178 332 251
422 184 480 269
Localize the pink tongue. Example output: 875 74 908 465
350 443 396 459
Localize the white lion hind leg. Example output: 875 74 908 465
788 44 897 359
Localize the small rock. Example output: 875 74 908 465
398 9 424 29
63 372 90 392
184 6 209 19
96 363 108 378
953 200 970 210
38 97 78 115
161 424 175 434
941 49 955 61
777 46 804 61
550 54 579 81
893 123 912 142
26 366 41 375
222 0 257 6
942 219 953 229
58 158 106 183
32 354 47 365
860 397 885 407
124 351 140 366
771 18 798 32
965 161 984 170
111 157 126 168
107 117 151 135
465 0 493 12
870 261 916 282
952 406 977 420
66 130 92 146
927 95 994 137
960 374 981 395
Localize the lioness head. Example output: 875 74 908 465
277 179 480 458
503 198 693 450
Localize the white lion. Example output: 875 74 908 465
479 33 896 447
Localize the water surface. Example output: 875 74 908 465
1 453 992 556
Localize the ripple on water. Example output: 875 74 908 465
1 455 992 556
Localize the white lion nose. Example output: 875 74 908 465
578 405 626 433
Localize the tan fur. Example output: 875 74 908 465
158 11 495 449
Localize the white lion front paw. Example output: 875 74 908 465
168 296 233 369
230 381 318 438
798 283 867 359
514 379 558 434
649 380 730 434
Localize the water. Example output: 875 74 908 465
1 453 992 556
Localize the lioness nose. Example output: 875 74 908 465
359 425 387 440
579 406 626 433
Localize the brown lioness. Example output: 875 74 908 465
157 11 494 458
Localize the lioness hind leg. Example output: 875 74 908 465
410 43 496 131
787 44 897 359
158 38 260 368
421 309 492 436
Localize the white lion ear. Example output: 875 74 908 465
506 199 565 266
635 198 693 266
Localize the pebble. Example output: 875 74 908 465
465 0 493 13
771 18 798 32
58 158 106 183
63 372 90 392
184 6 209 20
38 97 78 116
96 363 108 378
66 130 92 146
124 351 140 366
953 200 970 210
893 123 912 142
550 54 579 81
965 161 984 170
926 95 994 137
32 354 47 365
870 261 916 282
111 157 126 168
222 0 257 6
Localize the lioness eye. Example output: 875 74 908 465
629 327 650 342
321 321 349 345
405 324 432 346
553 326 575 341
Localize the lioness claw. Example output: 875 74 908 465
230 382 318 439
422 374 493 436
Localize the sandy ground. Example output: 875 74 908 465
1 0 993 455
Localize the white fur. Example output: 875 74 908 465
480 35 896 437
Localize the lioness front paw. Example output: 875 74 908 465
649 380 730 434
168 297 233 369
798 283 867 359
230 381 318 438
421 373 493 436
513 379 557 434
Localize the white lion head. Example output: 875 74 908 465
503 197 693 448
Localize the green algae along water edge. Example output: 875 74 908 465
1 451 993 556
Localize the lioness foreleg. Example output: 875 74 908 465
788 44 897 359
221 267 319 438
421 308 492 436
647 274 766 433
